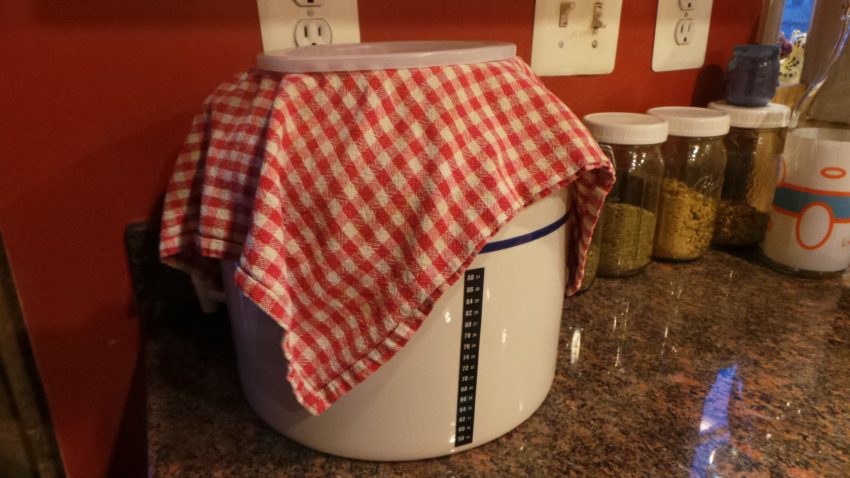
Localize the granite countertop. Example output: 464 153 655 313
147 250 850 477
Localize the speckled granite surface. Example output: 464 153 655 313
148 250 850 477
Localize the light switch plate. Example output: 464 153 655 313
256 0 360 52
652 0 713 72
531 0 623 76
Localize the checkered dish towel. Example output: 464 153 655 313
160 57 614 415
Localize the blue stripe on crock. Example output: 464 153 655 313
479 212 569 254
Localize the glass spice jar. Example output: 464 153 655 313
583 113 667 277
647 107 730 261
578 221 601 292
708 101 790 246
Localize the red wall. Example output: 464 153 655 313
0 1 761 476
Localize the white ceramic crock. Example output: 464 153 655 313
222 187 569 461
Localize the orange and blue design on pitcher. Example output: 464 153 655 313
761 128 850 273
771 180 850 250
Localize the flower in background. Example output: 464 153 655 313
780 30 806 85
778 32 794 59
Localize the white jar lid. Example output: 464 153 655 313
582 112 669 146
647 106 731 138
707 101 791 129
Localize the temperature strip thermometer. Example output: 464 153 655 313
454 268 484 447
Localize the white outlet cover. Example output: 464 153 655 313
256 0 360 52
531 0 623 76
652 0 713 72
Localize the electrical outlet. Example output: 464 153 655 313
652 0 713 72
256 0 359 52
675 18 694 45
531 0 623 76
295 18 332 46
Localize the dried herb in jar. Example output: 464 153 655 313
712 125 784 246
713 202 769 246
597 203 657 277
653 179 718 260
745 130 782 211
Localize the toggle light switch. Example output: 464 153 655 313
531 0 623 76
592 2 606 30
559 2 575 27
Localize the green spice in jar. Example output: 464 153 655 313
653 179 718 259
597 203 657 277
583 112 667 277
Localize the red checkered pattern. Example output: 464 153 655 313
161 57 614 415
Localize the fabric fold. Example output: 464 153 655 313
160 57 614 415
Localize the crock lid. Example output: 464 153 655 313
257 41 517 73
583 112 669 146
647 106 731 138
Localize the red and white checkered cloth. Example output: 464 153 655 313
160 57 614 415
